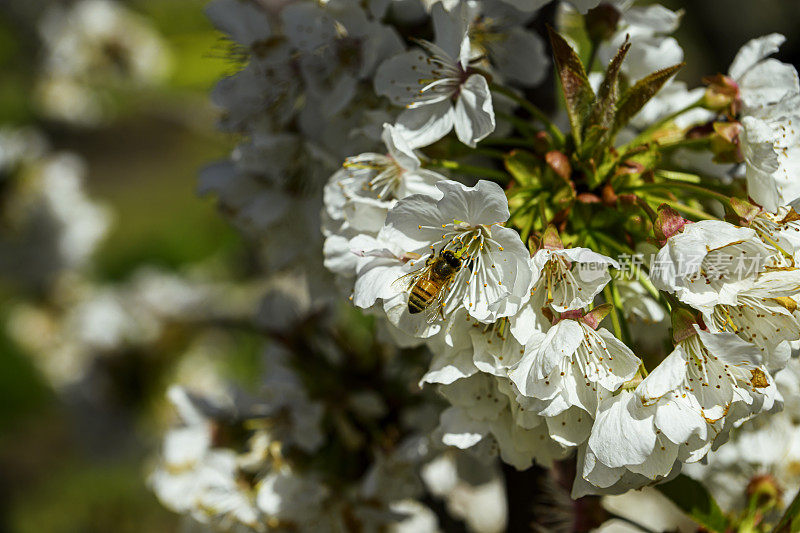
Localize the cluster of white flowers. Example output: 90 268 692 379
148 0 800 529
313 0 800 500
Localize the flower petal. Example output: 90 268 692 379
453 74 496 147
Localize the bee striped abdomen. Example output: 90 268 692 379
408 279 439 314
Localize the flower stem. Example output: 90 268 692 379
490 82 565 146
633 267 661 303
624 97 704 148
772 486 800 532
643 195 718 221
657 136 712 152
603 283 627 344
474 147 509 160
627 181 731 205
654 169 702 183
480 137 537 148
612 279 632 342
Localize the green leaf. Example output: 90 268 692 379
504 150 543 187
547 26 595 149
587 38 630 133
656 474 729 532
612 63 684 137
773 487 800 533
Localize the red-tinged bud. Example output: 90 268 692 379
671 308 699 344
585 4 621 43
710 121 744 163
618 193 638 205
602 182 618 205
747 474 783 508
654 204 689 246
703 74 741 116
614 160 646 182
533 131 551 154
581 304 612 330
542 224 564 250
576 193 602 203
559 309 584 322
556 304 611 329
546 150 572 181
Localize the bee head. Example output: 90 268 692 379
441 250 462 269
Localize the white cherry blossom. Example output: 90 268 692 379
256 468 329 528
650 220 777 312
510 246 619 343
509 311 640 421
579 326 780 495
436 374 567 469
598 3 684 83
374 4 495 147
704 269 800 370
741 94 800 212
205 0 272 47
322 123 445 241
727 34 800 212
751 206 800 257
730 34 799 111
379 179 532 326
684 359 800 514
439 1 548 88
350 226 431 311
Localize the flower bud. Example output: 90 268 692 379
654 204 688 246
671 307 699 344
585 4 621 43
703 74 741 115
601 183 617 206
545 150 572 181
746 474 783 508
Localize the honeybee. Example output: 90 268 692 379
397 248 464 322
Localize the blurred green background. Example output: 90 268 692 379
0 1 253 531
0 0 798 531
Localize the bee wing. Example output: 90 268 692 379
423 296 443 324
393 259 434 290
391 269 419 290
423 276 458 324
